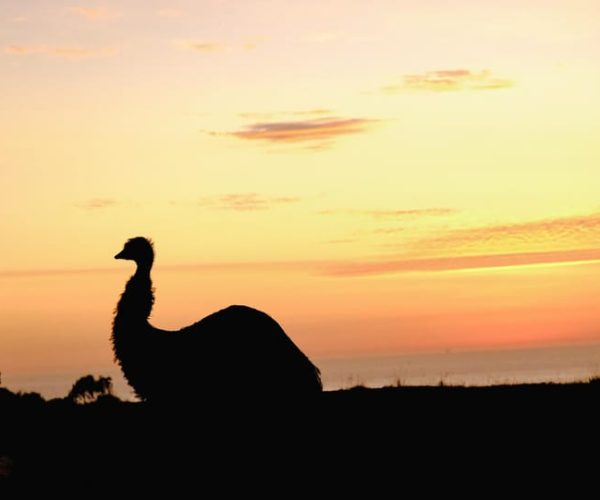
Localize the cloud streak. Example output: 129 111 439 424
422 212 600 250
198 193 301 211
321 248 600 276
320 208 457 219
382 69 513 93
4 45 117 59
212 117 378 145
4 247 599 280
0 261 318 279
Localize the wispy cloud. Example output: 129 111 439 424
382 69 513 93
321 248 600 276
0 260 318 279
422 212 600 251
320 207 457 219
5 246 600 280
4 45 117 59
198 193 301 211
67 6 119 20
315 211 600 273
210 117 379 146
75 198 117 210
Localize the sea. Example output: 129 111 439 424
3 343 600 401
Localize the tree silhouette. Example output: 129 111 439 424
68 375 113 404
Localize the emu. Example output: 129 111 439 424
112 237 322 402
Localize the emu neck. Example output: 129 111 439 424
134 261 152 279
115 261 155 325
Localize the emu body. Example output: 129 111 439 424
112 237 322 402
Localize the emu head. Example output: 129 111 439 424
115 237 154 266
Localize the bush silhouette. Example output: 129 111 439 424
68 375 113 404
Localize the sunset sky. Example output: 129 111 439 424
1 1 600 388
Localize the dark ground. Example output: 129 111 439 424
1 382 598 491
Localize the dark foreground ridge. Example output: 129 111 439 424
1 381 598 490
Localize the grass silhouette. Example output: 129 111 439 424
0 374 597 490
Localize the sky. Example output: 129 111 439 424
1 1 600 388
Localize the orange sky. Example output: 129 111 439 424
1 0 600 379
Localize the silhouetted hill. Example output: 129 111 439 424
1 382 597 491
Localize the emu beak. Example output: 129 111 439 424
114 250 126 259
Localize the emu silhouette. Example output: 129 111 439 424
112 237 322 402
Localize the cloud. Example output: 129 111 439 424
76 198 117 210
382 69 513 93
315 211 600 275
321 248 600 277
422 212 600 251
6 246 600 280
4 45 117 59
198 193 301 211
67 6 118 20
211 117 378 145
320 208 457 219
0 260 319 279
